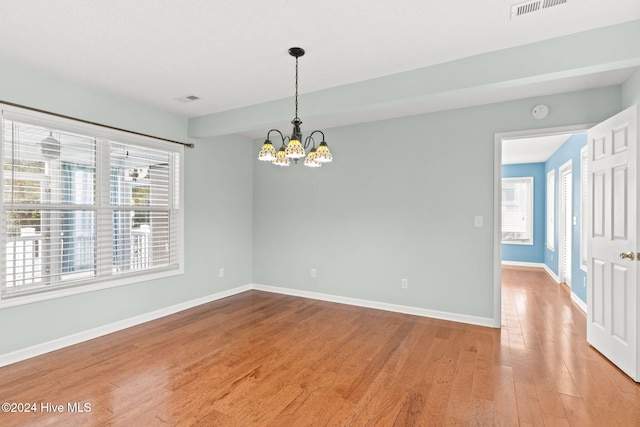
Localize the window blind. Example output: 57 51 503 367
109 142 179 277
3 120 97 292
1 108 183 301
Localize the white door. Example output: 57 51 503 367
587 104 639 381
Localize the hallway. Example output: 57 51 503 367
501 266 640 425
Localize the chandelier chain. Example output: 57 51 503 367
294 56 299 120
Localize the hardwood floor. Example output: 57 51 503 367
1 267 639 426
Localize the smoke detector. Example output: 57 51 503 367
511 0 571 18
531 104 549 119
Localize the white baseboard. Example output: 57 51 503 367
571 292 587 313
501 261 546 268
543 264 561 284
252 284 495 328
0 285 252 368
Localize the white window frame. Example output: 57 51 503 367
546 169 556 251
0 105 184 308
501 176 534 245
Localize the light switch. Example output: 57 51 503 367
474 216 483 228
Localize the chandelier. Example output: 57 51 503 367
258 47 333 167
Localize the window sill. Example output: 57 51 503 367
0 267 183 309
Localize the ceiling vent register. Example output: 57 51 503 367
511 0 570 18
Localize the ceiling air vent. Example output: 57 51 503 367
511 0 570 18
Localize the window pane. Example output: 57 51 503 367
110 142 171 207
112 210 176 274
4 209 96 294
3 121 95 206
502 177 533 244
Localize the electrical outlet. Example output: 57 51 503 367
310 268 317 278
401 278 408 289
219 268 224 278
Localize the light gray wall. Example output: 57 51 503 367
622 68 640 108
253 87 621 320
0 59 187 141
186 134 253 293
0 61 253 354
0 36 635 356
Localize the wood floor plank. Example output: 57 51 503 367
472 333 494 401
338 319 414 403
542 412 571 427
392 391 427 426
514 380 545 427
558 393 594 427
421 329 464 425
444 349 478 424
341 323 432 425
1 268 639 425
493 365 519 426
532 366 567 419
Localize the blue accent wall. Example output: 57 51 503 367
501 163 545 263
502 134 588 305
544 134 588 304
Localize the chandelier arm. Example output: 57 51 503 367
303 135 315 149
266 129 286 145
308 130 325 142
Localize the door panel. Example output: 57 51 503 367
593 136 606 159
611 264 628 341
612 165 628 240
613 126 629 153
592 258 606 328
587 104 638 381
593 172 606 237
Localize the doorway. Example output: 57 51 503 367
494 124 591 327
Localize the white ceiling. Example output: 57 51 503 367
1 0 639 124
502 133 581 165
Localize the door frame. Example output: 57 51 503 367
558 159 573 285
493 123 593 327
